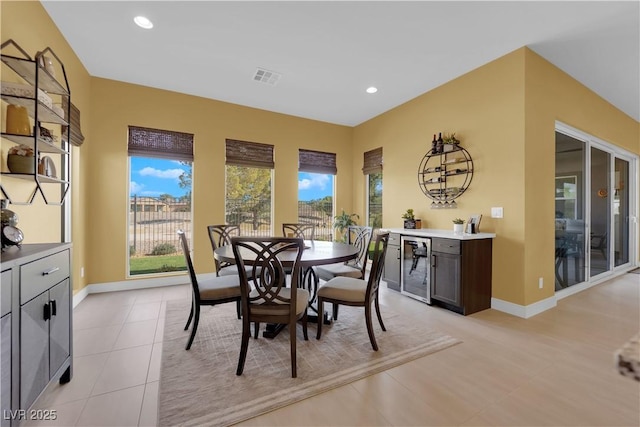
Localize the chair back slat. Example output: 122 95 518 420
208 224 240 275
177 229 200 301
346 226 373 276
282 223 316 240
367 231 390 298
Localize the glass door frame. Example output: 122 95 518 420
555 122 638 298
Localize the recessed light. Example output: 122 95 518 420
366 86 378 94
134 16 153 29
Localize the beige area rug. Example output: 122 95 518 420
158 299 461 427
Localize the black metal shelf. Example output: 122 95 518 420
418 143 474 208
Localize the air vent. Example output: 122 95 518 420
253 68 281 86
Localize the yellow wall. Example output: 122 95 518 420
88 78 352 283
352 47 639 306
1 0 91 293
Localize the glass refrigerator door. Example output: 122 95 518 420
401 237 431 303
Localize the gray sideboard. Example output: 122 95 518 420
1 243 73 425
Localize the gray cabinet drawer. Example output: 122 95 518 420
1 270 10 317
431 238 461 255
20 250 70 304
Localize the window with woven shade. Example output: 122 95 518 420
297 149 336 241
363 147 383 228
225 139 274 236
127 125 193 276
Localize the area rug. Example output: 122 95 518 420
158 299 461 427
628 267 640 274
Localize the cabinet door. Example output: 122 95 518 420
49 280 70 378
383 245 401 291
430 252 461 307
1 314 11 427
20 292 50 410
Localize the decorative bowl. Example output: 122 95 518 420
7 154 35 174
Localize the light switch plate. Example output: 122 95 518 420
491 207 504 218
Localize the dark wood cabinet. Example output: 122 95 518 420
383 233 400 291
430 237 492 315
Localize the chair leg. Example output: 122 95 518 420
316 299 324 339
236 299 241 319
302 311 308 341
290 316 297 378
185 304 200 350
184 299 194 331
365 304 379 351
236 318 251 376
254 322 260 339
332 303 339 320
375 293 386 331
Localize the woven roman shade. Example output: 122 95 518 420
128 126 194 161
226 139 274 169
298 149 337 174
61 96 84 147
362 147 383 174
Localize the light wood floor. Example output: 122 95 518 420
28 272 639 426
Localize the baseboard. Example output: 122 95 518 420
74 272 216 301
491 295 557 319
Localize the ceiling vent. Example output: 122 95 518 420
253 68 281 86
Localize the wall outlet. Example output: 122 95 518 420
81 267 85 278
491 207 504 218
538 277 543 289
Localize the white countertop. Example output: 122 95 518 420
382 228 496 240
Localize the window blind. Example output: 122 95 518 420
298 149 337 174
128 126 194 161
362 147 383 174
225 139 275 169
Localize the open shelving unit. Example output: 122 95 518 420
418 143 474 208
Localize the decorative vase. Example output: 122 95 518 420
7 155 35 174
5 105 31 136
453 223 464 234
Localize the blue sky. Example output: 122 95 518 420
130 157 333 200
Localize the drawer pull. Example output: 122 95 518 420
42 267 60 276
43 303 51 321
50 300 57 316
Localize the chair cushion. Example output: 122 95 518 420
315 263 362 281
198 275 241 300
317 276 367 303
218 265 256 277
249 288 309 316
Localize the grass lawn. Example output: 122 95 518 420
129 254 186 275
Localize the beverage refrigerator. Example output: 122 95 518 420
400 235 431 304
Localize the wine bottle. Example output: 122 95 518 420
436 132 444 153
431 134 438 154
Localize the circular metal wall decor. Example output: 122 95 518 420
418 144 474 209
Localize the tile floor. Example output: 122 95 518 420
25 272 640 426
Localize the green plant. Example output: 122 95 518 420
401 209 415 220
452 218 465 224
333 209 359 242
443 132 460 144
151 242 177 256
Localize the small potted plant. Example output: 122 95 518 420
333 209 359 243
6 144 35 174
402 209 421 229
452 218 465 234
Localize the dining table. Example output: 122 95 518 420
213 239 359 337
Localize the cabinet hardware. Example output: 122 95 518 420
431 254 436 268
43 303 51 320
50 299 57 316
42 267 60 275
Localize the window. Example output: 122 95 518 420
225 139 274 236
298 149 336 241
128 126 193 276
363 148 383 228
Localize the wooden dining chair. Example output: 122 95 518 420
207 224 241 276
316 232 389 351
178 230 242 350
231 237 309 378
282 223 315 240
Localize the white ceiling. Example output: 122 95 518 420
41 1 639 126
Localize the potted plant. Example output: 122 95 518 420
402 209 421 229
6 144 35 174
333 209 359 242
452 218 465 234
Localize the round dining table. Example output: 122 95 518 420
213 240 359 337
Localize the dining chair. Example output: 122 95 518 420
207 224 241 276
316 232 389 351
282 223 316 240
231 237 309 378
177 230 242 350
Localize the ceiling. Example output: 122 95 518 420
41 1 639 126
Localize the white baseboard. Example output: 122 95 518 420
491 295 557 319
72 272 217 306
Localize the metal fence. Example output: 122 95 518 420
128 196 336 258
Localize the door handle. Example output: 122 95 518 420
431 254 436 268
43 303 51 321
396 247 400 260
42 267 60 276
50 300 57 316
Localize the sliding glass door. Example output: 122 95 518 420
555 124 637 292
